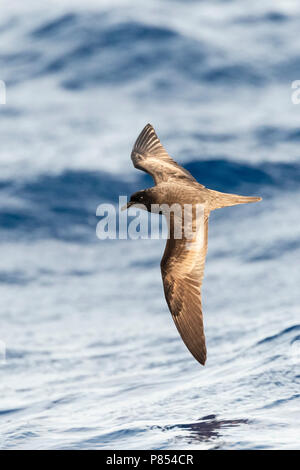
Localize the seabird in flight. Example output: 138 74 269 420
123 124 261 365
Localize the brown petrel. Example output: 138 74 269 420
123 124 261 365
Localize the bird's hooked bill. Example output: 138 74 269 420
121 201 134 211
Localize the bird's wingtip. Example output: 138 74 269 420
197 353 206 366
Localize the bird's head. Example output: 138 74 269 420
121 190 152 212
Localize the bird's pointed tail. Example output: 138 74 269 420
209 190 262 210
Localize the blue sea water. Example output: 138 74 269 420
0 0 300 450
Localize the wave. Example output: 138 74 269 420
257 324 300 346
1 12 273 90
0 270 32 285
0 170 135 241
0 159 299 240
156 415 249 443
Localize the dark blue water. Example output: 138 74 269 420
0 0 299 450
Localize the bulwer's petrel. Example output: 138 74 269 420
123 124 261 365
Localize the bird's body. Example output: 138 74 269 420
124 124 261 365
138 182 206 209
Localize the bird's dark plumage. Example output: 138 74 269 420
131 123 199 185
126 124 262 365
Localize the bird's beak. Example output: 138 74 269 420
121 201 134 211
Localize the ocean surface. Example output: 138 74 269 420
0 0 300 450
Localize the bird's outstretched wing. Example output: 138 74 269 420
131 124 201 185
160 210 209 365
